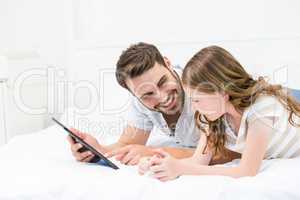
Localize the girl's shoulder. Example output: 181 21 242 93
245 95 285 123
252 94 281 106
248 95 283 111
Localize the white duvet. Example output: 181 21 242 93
0 125 300 200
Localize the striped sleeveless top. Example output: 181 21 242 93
224 95 300 159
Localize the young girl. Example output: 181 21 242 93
138 46 300 181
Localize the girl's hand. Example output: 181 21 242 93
138 156 152 175
138 154 163 175
149 149 183 182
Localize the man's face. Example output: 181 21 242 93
125 60 184 115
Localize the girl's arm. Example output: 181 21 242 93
138 133 211 176
188 132 213 165
178 118 272 178
188 131 241 166
150 118 272 180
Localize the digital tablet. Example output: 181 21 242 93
52 117 119 170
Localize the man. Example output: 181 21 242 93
68 42 240 165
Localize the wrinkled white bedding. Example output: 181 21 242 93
0 125 300 200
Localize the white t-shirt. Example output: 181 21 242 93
126 67 200 148
224 95 300 159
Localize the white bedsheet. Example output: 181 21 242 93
0 125 300 200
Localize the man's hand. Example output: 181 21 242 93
105 144 155 165
67 128 106 162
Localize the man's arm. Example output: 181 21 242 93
105 125 151 151
105 125 196 163
69 124 197 164
159 147 195 159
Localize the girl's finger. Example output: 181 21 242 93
159 177 170 182
138 168 146 175
153 171 167 179
150 164 164 173
138 158 151 175
149 156 163 165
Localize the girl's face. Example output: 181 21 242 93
185 86 228 121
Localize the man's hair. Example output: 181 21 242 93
116 42 166 89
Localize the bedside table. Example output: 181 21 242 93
0 78 8 146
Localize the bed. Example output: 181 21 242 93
1 109 300 200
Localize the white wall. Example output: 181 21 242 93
0 0 73 139
70 0 300 93
1 0 300 140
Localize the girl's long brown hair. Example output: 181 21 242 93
182 46 300 157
